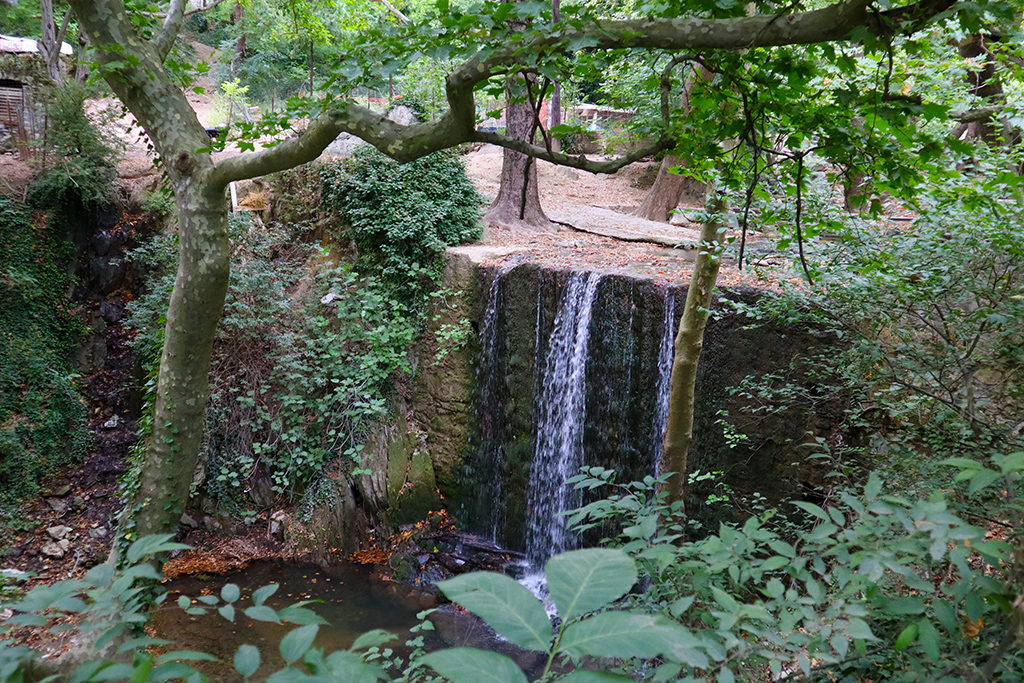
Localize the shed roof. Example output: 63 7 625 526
0 34 73 55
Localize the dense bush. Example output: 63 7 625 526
127 215 420 515
0 199 87 528
26 82 120 217
320 147 482 302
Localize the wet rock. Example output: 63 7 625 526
180 513 199 528
72 495 86 509
46 498 70 515
88 256 127 295
49 484 73 497
99 300 124 323
90 231 123 257
46 525 73 540
88 527 108 539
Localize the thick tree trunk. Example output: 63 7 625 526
127 189 230 541
634 66 712 222
483 88 556 232
658 199 726 510
634 154 706 222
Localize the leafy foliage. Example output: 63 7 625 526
0 199 86 529
26 82 121 217
320 147 482 302
126 215 421 511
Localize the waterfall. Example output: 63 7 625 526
524 271 602 565
475 271 506 543
652 290 676 475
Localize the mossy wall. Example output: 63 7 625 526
439 263 841 550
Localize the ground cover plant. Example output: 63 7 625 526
0 199 87 534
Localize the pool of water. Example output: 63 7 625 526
153 560 435 679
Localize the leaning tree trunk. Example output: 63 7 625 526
483 87 556 232
67 0 232 554
658 199 726 510
634 66 713 222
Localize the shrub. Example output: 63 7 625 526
26 82 121 216
320 147 482 303
0 199 87 527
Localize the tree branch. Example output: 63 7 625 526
145 0 228 18
370 0 409 24
208 0 957 187
153 0 187 61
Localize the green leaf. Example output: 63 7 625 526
998 452 1024 474
154 651 219 664
350 629 395 651
126 535 190 563
177 596 190 609
418 648 527 683
760 556 788 572
437 573 551 652
324 651 385 683
933 599 957 632
218 604 236 622
234 644 260 678
221 584 241 603
967 468 1001 495
792 501 830 522
559 612 682 659
917 619 940 660
244 606 281 623
894 623 918 651
545 548 638 622
277 604 329 625
251 584 279 607
279 624 319 664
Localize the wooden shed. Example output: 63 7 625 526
0 34 71 158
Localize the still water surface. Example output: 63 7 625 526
154 561 430 679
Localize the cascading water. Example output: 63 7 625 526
523 271 603 566
651 291 676 475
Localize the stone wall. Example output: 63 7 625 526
365 250 843 546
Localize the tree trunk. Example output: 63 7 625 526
67 0 232 552
954 33 1006 144
482 85 556 232
74 33 91 84
634 154 704 222
39 0 65 84
634 66 712 222
658 199 726 510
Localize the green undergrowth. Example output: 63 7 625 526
0 198 87 532
320 146 482 305
126 149 481 520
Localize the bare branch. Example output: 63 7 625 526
370 0 410 24
153 0 186 61
145 0 228 18
473 131 673 173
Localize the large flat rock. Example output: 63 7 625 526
547 205 702 248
